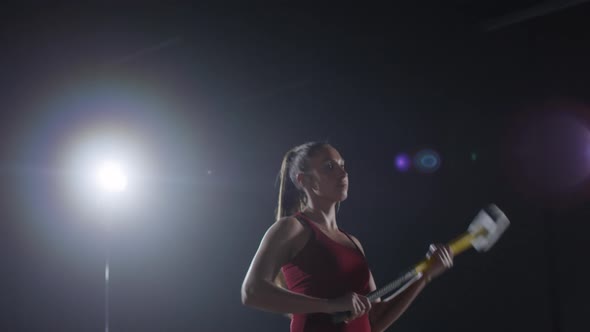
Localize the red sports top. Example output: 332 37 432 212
281 212 372 332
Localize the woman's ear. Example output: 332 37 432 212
297 172 317 191
296 172 307 189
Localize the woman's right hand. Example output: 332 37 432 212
329 292 371 322
423 243 453 282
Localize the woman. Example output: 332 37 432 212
241 142 453 332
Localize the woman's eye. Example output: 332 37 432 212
325 161 344 170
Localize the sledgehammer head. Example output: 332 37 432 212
467 204 510 252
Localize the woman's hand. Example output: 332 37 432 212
423 244 453 283
330 292 371 323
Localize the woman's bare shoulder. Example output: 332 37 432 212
268 215 308 239
264 215 311 259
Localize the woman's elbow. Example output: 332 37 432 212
241 281 259 306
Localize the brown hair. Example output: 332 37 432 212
273 142 329 291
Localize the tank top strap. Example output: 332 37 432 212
293 212 315 235
339 229 364 255
294 212 321 232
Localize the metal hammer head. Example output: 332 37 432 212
467 204 510 252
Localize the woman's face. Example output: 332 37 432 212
303 145 349 202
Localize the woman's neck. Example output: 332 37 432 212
302 203 338 231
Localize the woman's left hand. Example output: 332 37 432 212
423 244 453 282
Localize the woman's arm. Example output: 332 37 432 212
368 274 428 332
241 217 370 316
241 217 331 313
368 244 453 332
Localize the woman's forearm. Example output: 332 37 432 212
369 274 428 332
241 280 331 314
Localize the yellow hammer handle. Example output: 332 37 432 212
413 227 488 273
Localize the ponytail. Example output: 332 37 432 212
273 142 327 295
273 149 302 292
276 150 304 221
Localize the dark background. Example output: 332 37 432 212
1 1 589 331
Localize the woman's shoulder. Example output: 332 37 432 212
266 215 312 260
272 215 308 236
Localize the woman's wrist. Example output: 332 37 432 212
320 298 335 313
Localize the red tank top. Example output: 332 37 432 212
281 212 372 332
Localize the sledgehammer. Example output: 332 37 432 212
332 204 510 323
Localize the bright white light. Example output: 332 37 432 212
96 160 128 193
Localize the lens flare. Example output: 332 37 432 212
511 113 590 194
414 149 441 173
394 153 411 172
